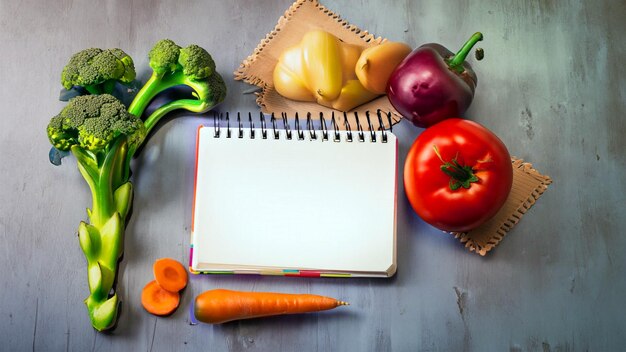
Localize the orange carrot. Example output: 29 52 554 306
153 258 188 293
194 289 348 324
141 280 180 316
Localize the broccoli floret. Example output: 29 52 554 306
148 39 181 75
128 39 226 133
179 44 215 79
61 48 136 95
47 94 145 151
204 69 227 104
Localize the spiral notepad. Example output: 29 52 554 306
190 112 398 278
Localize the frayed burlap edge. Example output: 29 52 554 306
451 158 553 256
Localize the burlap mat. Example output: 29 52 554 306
451 158 552 256
234 0 402 130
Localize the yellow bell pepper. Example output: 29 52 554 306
273 46 315 102
273 30 382 111
339 42 361 82
355 41 412 94
300 30 343 101
317 80 380 112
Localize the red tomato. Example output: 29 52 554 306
404 118 513 232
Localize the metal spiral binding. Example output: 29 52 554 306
211 111 392 143
320 112 328 141
271 113 279 139
225 112 231 138
354 112 365 142
377 110 390 143
281 112 292 140
342 112 353 142
237 112 244 138
248 112 255 139
295 113 304 140
307 113 317 140
260 111 267 139
366 111 376 142
213 111 220 137
332 112 341 142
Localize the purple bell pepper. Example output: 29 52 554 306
387 32 483 128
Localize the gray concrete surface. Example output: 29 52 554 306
1 0 625 351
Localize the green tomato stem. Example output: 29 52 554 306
433 145 480 191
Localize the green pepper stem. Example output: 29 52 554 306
448 32 483 70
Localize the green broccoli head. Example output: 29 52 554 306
61 48 136 94
148 39 181 75
179 45 216 80
108 48 136 82
203 69 227 105
47 94 145 151
148 40 216 81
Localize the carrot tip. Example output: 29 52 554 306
338 301 349 306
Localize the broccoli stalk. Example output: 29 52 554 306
75 138 130 330
48 94 145 330
48 39 226 331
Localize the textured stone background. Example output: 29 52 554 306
0 0 624 350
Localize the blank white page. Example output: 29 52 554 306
191 126 397 276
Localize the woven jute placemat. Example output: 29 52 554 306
451 158 552 256
234 0 402 130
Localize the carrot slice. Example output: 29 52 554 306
153 258 188 293
141 280 180 316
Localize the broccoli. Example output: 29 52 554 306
47 94 145 331
61 48 136 95
47 39 226 332
127 39 226 133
